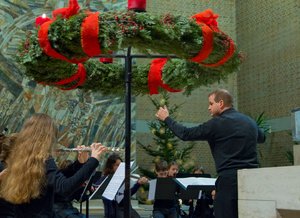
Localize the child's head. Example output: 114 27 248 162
168 161 179 177
103 153 122 176
155 160 168 178
193 166 205 174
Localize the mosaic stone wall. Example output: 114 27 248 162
0 0 132 164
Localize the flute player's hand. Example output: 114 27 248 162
77 145 90 163
90 143 107 161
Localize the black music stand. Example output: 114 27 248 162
78 171 102 217
174 176 215 200
150 178 179 200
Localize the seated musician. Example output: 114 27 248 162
152 160 179 218
188 167 215 218
53 146 91 218
96 153 148 218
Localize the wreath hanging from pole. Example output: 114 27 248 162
17 0 243 96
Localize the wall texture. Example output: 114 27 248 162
236 0 300 167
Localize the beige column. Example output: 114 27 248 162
294 144 300 165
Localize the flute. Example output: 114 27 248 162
56 147 123 152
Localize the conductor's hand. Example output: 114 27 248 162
155 106 169 121
90 143 107 161
77 145 89 163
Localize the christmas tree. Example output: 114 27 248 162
138 92 195 179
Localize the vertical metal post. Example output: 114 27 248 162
124 46 132 218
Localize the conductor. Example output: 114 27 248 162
155 89 266 218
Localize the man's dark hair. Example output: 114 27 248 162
209 89 233 107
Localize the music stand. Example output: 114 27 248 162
148 178 179 200
78 171 102 217
174 176 216 200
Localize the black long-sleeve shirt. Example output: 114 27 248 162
164 108 266 175
14 157 99 218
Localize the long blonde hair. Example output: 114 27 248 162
0 113 58 204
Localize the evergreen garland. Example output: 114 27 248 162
17 10 242 96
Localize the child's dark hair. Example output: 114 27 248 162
155 160 168 172
103 153 122 176
193 166 205 174
168 161 178 169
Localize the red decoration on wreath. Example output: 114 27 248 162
100 50 113 64
35 14 51 27
53 63 86 90
148 58 182 95
128 0 146 11
36 0 100 90
81 12 101 57
191 9 235 67
52 0 80 19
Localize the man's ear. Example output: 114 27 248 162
219 100 225 109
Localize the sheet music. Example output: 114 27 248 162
175 177 216 189
147 179 157 200
102 161 134 200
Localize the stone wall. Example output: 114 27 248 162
236 0 300 167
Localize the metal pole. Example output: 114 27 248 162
124 46 132 218
95 51 177 217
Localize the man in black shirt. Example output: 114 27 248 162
155 89 266 218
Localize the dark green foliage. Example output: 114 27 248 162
138 93 195 178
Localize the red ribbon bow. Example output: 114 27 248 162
52 0 80 19
192 9 219 32
36 0 105 90
148 58 182 95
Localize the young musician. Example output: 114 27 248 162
0 113 107 218
153 160 179 218
168 161 179 178
98 153 148 218
53 146 91 218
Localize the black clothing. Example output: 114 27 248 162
54 160 87 218
0 161 15 217
214 171 237 218
164 108 265 174
14 157 99 218
97 175 141 218
164 108 266 218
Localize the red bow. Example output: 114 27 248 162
192 9 219 32
148 58 182 95
52 0 80 19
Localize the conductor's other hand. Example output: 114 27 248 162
90 143 107 161
155 106 169 121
